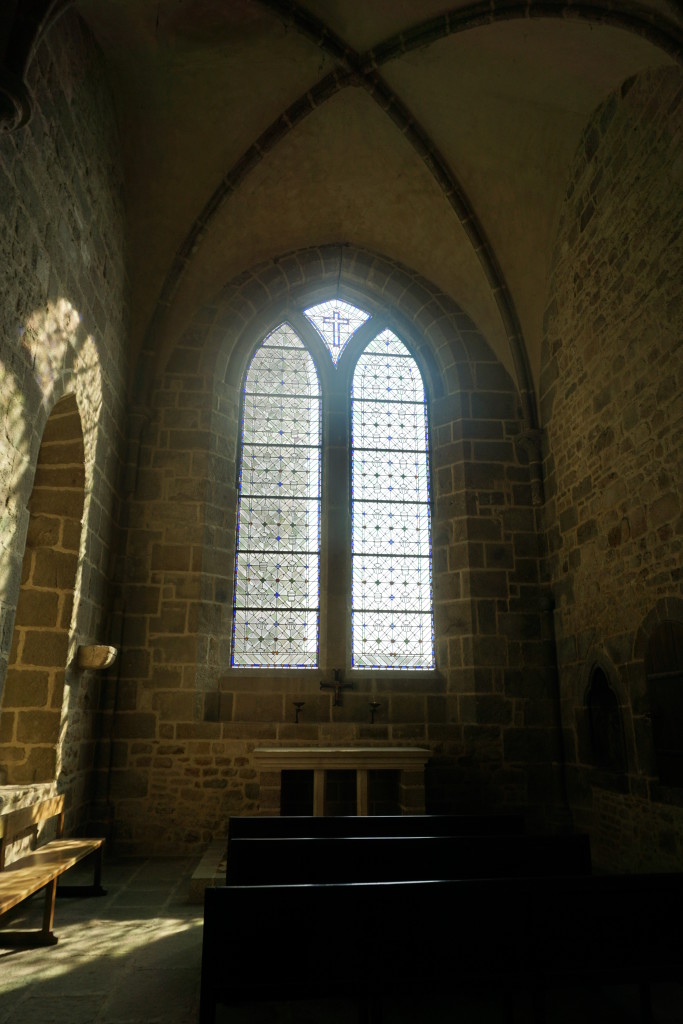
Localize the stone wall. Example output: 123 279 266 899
541 67 683 871
109 247 560 856
0 13 128 832
2 396 85 786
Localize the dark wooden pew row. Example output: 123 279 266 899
200 873 683 1024
225 833 592 886
227 812 526 840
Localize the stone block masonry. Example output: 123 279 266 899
0 11 129 832
109 246 561 856
540 66 683 870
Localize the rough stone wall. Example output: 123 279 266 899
1 396 85 786
431 381 562 822
110 247 559 856
541 67 683 871
0 14 128 831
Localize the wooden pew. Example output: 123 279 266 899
225 832 592 886
227 812 526 841
0 795 106 947
200 873 683 1024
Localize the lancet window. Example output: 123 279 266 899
231 299 435 671
231 325 321 668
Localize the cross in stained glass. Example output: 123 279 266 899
304 299 370 365
322 308 350 350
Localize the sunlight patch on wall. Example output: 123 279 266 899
0 298 104 708
0 360 29 599
21 299 80 403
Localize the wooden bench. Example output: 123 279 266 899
227 812 526 840
0 794 106 947
200 873 683 1023
225 832 592 886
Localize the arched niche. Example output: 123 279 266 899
645 620 683 788
585 665 627 773
0 394 85 785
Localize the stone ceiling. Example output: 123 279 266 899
73 0 682 416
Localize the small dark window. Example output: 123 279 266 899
645 622 683 786
587 666 626 771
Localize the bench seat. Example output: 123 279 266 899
0 796 105 946
0 838 105 917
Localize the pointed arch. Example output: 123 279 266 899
0 393 85 784
231 323 321 668
350 329 434 670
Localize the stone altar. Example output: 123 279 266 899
253 746 430 816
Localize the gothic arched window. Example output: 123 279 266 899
231 299 435 672
351 330 433 669
231 324 321 668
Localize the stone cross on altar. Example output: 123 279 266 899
322 308 349 350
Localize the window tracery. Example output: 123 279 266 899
231 301 435 672
304 299 369 365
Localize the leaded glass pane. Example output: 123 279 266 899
304 299 370 365
352 402 428 453
241 450 320 499
351 329 434 670
352 556 432 614
232 323 320 668
353 503 431 558
351 611 433 669
235 551 317 606
353 450 429 503
233 609 318 668
237 498 319 551
243 394 320 447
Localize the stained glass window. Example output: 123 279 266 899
351 330 434 669
231 323 321 667
304 299 370 365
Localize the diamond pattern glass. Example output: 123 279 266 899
351 330 434 669
304 299 370 364
232 323 320 668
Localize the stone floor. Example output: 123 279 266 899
1 857 681 1023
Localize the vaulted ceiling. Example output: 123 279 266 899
73 0 682 414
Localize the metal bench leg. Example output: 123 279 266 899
57 847 107 898
42 878 57 943
2 850 107 946
0 882 59 947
